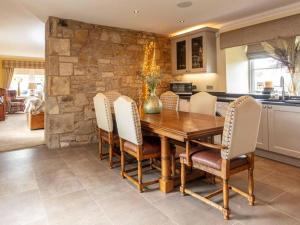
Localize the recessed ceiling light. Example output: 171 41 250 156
133 9 140 14
177 1 193 8
178 20 185 23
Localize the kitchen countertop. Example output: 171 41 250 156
178 92 300 107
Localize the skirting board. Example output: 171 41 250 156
256 149 300 168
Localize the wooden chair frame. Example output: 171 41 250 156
119 138 161 192
98 128 120 168
180 142 255 220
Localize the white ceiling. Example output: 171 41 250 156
1 0 300 58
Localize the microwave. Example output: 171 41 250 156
170 82 193 95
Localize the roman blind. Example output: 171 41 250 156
220 13 300 49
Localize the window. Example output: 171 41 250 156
249 57 290 93
9 69 45 97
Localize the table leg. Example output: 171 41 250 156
159 135 174 193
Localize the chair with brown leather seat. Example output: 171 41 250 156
93 93 120 168
114 95 161 192
180 96 262 220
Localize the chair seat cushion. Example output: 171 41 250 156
180 147 248 170
124 136 161 155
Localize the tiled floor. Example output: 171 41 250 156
0 113 44 152
0 144 299 225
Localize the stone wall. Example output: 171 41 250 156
45 17 172 148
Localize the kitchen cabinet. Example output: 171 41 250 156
267 105 300 158
171 28 217 74
256 106 269 150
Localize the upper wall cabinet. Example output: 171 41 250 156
171 28 218 74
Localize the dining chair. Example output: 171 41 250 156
189 92 217 115
160 91 179 111
180 96 262 220
114 96 161 192
93 93 119 168
104 91 121 107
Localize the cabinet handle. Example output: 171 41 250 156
263 105 266 109
267 105 272 109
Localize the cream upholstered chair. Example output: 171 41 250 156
93 93 119 168
160 91 179 111
104 91 121 108
180 96 262 220
114 96 161 192
189 92 217 115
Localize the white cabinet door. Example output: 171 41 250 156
179 99 190 112
256 106 269 150
268 105 300 158
216 101 229 117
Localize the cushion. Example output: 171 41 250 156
124 136 161 155
180 146 248 170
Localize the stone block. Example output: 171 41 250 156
48 38 70 56
110 32 121 43
50 76 70 96
46 97 59 114
59 63 73 76
74 93 89 106
75 29 89 43
48 56 59 75
46 134 60 149
76 120 93 134
48 114 75 134
59 56 78 63
102 72 114 78
84 106 96 119
74 66 85 75
98 58 111 64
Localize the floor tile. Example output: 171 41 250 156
43 190 111 225
0 190 46 225
36 169 84 199
269 192 300 221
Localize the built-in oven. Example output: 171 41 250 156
170 82 193 95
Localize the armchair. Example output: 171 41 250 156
6 90 25 113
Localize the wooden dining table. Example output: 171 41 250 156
139 109 225 193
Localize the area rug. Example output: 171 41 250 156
0 113 45 152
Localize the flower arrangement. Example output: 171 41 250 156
261 37 300 95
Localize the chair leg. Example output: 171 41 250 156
120 150 125 178
99 138 103 160
109 143 113 169
248 167 255 206
171 152 176 177
138 160 143 193
180 162 186 196
222 179 230 220
149 158 153 170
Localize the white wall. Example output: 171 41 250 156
225 46 249 93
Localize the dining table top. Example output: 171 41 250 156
140 109 225 142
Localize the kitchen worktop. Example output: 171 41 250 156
179 92 300 107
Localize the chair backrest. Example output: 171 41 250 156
189 92 217 115
160 91 179 111
221 96 262 160
7 90 17 101
93 93 113 132
104 91 121 107
114 96 142 146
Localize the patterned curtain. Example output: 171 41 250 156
2 60 45 88
3 68 14 89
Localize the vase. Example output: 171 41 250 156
289 73 300 96
143 91 162 114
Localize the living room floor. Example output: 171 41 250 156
0 144 299 225
0 113 44 152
